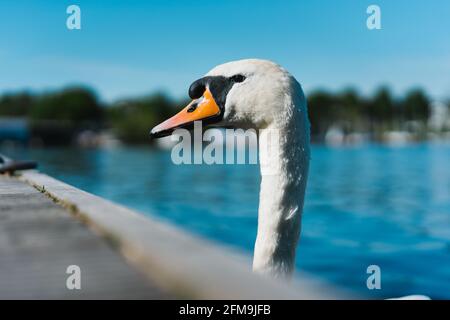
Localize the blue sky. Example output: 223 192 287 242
0 0 448 102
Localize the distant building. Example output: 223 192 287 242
428 101 450 131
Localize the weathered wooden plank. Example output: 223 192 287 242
0 175 168 299
19 171 350 299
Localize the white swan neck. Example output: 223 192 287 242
253 108 310 278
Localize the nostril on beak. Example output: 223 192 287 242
187 102 198 113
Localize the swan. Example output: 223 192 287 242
150 59 432 300
151 59 309 278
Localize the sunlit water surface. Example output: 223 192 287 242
5 144 450 299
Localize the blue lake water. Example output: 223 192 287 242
5 144 450 299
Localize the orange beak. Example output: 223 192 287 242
150 88 222 138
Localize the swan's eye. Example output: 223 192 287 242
230 74 246 83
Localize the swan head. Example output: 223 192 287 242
150 59 300 138
150 59 310 278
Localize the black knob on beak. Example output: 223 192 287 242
189 78 207 99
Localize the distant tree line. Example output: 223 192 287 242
0 86 178 145
307 87 446 142
0 85 448 145
0 87 104 145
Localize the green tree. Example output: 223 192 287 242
0 92 35 117
108 93 176 144
30 87 103 124
307 91 336 137
337 89 362 118
366 87 395 124
401 89 430 121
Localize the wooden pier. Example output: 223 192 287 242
0 170 348 299
0 174 167 299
